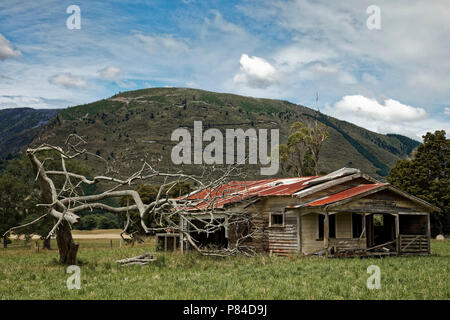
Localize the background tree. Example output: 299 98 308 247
280 121 328 176
21 213 55 249
305 120 329 175
0 157 45 248
0 150 102 252
387 130 449 236
280 122 311 176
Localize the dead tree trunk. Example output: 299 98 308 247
26 148 81 264
56 220 78 264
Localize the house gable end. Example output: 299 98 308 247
327 187 438 214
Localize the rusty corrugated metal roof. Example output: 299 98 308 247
286 183 387 209
183 176 319 210
180 168 388 211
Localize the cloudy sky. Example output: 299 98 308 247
0 0 449 140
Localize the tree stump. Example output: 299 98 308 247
56 220 79 265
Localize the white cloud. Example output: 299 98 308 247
334 95 427 122
362 73 379 86
0 95 68 109
233 54 278 88
116 80 136 89
297 61 356 85
337 72 357 85
445 107 450 115
135 34 188 56
48 73 88 88
323 95 450 140
273 46 334 70
98 66 121 80
0 1 448 140
98 66 135 88
0 95 45 109
239 0 450 104
308 63 338 76
0 33 21 60
206 10 246 35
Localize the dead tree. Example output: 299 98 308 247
3 135 258 264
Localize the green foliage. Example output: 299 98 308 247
302 149 316 176
77 215 98 230
60 100 123 120
200 93 225 107
388 130 449 236
387 134 421 155
0 153 122 246
0 156 49 241
77 213 122 230
279 121 328 176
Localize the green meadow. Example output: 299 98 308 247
0 238 449 300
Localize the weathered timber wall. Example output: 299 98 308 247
329 238 366 250
301 213 323 254
268 218 298 256
335 213 352 238
234 196 301 253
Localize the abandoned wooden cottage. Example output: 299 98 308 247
162 168 440 257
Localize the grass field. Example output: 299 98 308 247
0 237 449 300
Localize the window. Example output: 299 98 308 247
318 214 336 239
270 213 284 226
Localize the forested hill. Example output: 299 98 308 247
5 88 420 179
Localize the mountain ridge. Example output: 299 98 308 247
1 88 420 179
0 107 59 164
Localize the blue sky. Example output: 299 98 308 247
0 0 449 140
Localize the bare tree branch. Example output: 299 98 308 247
20 136 257 258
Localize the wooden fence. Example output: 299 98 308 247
399 234 428 253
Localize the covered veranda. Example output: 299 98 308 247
287 184 439 257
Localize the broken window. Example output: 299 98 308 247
270 213 284 226
318 214 335 239
352 214 363 238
